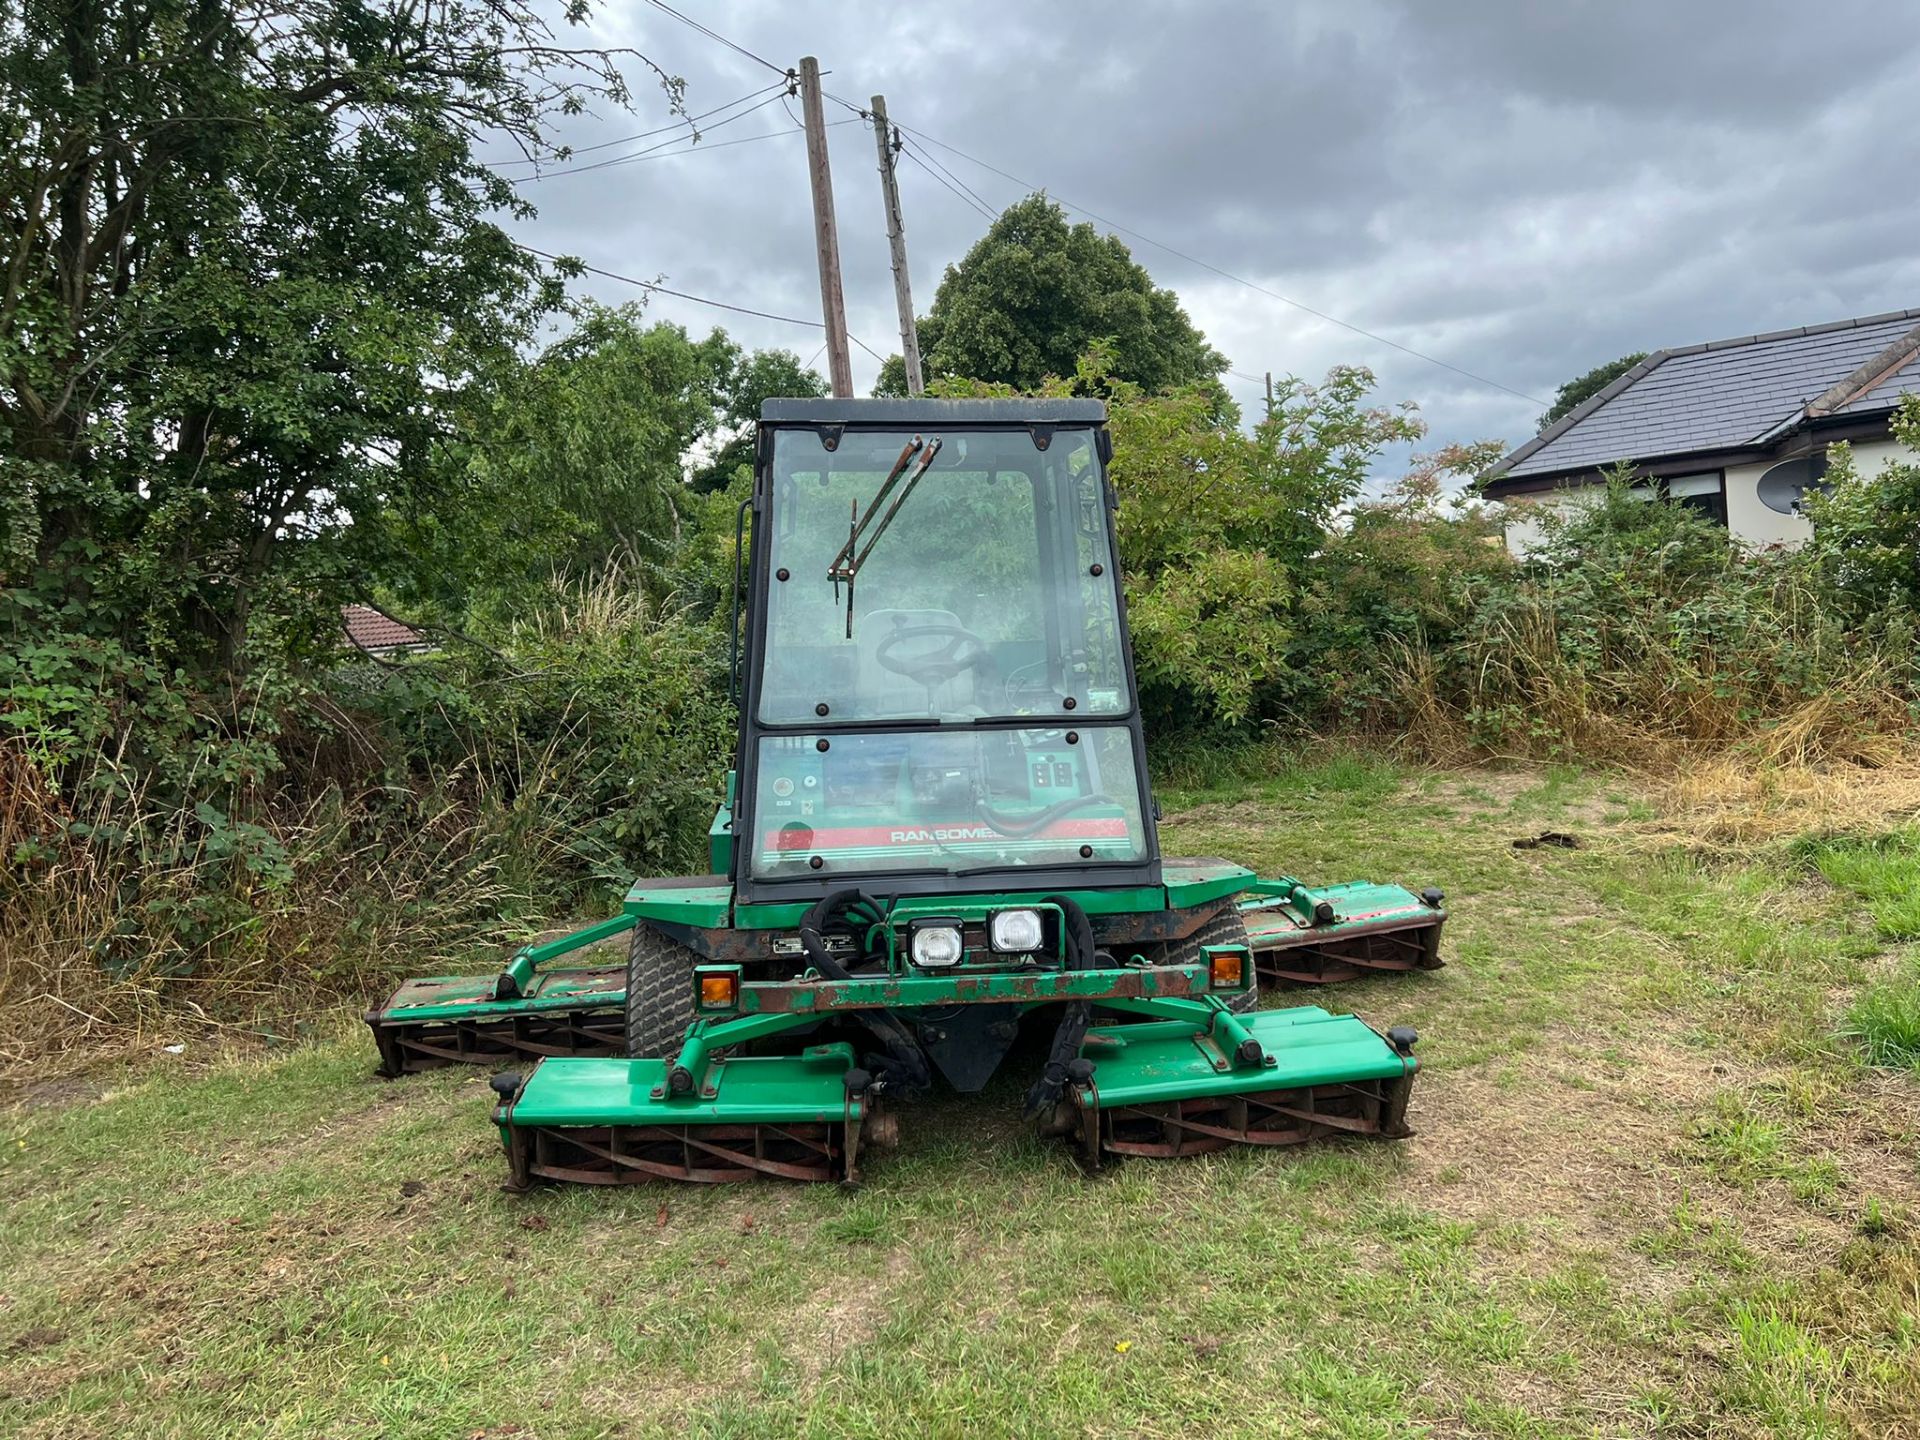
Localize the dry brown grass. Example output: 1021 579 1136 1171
0 745 545 1083
1644 753 1920 849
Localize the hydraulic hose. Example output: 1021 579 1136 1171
799 887 932 1096
973 791 1116 840
1022 895 1100 1118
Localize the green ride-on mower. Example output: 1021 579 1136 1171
366 398 1445 1185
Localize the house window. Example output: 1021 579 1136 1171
1664 473 1726 525
1628 474 1726 523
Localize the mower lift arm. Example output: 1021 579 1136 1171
493 913 639 1001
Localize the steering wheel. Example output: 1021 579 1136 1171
874 624 990 687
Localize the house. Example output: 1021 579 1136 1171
1483 308 1920 553
340 603 433 657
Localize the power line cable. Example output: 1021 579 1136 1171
516 244 889 369
899 136 998 219
510 90 795 183
515 244 823 326
897 145 995 222
640 0 790 78
511 115 858 187
483 80 787 167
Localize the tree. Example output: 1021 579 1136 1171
1539 352 1647 431
874 195 1226 397
403 306 735 621
1090 354 1424 724
689 345 827 494
0 0 674 672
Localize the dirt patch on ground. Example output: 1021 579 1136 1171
7 1073 112 1113
1414 769 1628 833
783 1249 909 1384
1407 1028 1862 1295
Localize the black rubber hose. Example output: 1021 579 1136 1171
972 791 1117 840
800 888 931 1095
1023 895 1100 1118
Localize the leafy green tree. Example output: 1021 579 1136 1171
1807 395 1920 624
0 0 671 672
689 345 827 494
1094 356 1424 724
1539 352 1647 430
401 306 735 622
874 195 1227 398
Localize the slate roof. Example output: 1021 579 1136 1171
1489 308 1920 484
1837 343 1920 414
341 604 429 654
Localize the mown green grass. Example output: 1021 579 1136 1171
1801 829 1920 940
4 755 1919 1438
1796 829 1920 1069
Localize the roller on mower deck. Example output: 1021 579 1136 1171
365 397 1442 1184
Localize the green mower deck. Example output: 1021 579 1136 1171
1240 879 1448 985
497 1042 873 1185
366 914 637 1077
491 961 1418 1186
1062 1004 1416 1168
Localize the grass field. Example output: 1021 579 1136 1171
4 756 1918 1438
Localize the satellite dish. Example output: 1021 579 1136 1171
1756 453 1830 515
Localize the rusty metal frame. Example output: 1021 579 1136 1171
1066 1071 1415 1173
1252 917 1444 986
371 1006 625 1077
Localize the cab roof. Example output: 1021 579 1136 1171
759 397 1106 426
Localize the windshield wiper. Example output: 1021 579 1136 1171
826 434 943 637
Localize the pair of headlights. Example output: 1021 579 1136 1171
908 908 1045 967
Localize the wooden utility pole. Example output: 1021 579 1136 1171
868 95 924 395
798 57 853 398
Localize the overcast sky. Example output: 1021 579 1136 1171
499 1 1920 474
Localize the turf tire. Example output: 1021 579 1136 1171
625 924 701 1058
1174 905 1261 1014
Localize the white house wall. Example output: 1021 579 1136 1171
1728 438 1912 550
1500 487 1600 557
1504 436 1916 555
1723 459 1812 547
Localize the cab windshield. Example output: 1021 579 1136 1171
757 427 1129 725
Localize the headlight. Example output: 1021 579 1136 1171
989 908 1044 953
909 923 964 968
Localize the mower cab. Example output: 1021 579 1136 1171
367 398 1444 1184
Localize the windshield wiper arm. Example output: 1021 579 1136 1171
826 434 944 637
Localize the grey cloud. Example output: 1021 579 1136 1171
509 0 1920 473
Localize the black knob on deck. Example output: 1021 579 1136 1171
489 1071 523 1101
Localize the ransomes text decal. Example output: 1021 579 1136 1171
760 817 1130 860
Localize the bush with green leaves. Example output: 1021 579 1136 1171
1427 479 1857 755
1806 395 1920 626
